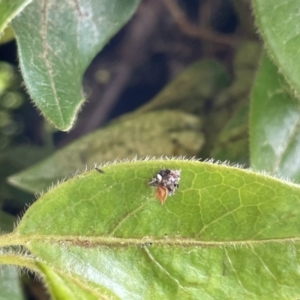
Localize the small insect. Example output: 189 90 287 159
95 167 105 174
149 169 181 205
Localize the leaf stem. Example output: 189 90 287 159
0 253 39 272
0 233 27 247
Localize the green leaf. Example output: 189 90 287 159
211 103 249 165
3 144 54 169
133 59 230 115
0 266 24 300
0 145 52 208
0 26 15 45
0 210 15 232
253 0 300 95
11 0 140 131
0 62 21 95
250 53 300 180
0 0 32 34
214 41 261 107
8 110 203 193
202 41 260 159
4 158 300 299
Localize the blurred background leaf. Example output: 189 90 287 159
207 41 261 162
0 27 15 45
132 59 230 115
0 266 24 300
211 103 249 164
0 210 15 232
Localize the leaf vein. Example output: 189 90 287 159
41 0 64 125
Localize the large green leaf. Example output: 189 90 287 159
3 159 300 299
8 110 203 193
250 53 300 180
253 0 300 95
0 0 32 34
11 0 140 131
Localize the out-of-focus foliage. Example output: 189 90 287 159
0 62 24 150
0 27 15 45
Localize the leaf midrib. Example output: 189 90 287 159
41 0 64 126
7 234 300 247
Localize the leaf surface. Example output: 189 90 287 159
250 53 300 180
11 0 140 130
9 159 300 299
253 0 300 95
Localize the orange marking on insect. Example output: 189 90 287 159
149 168 181 205
155 185 168 205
